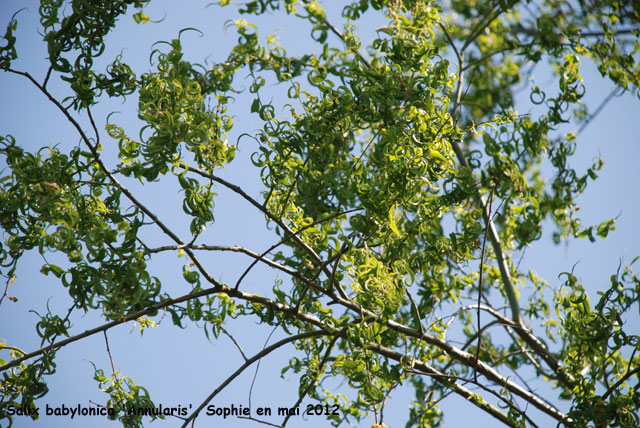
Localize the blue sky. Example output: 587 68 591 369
1 1 639 428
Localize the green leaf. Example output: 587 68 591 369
388 205 402 236
429 149 447 162
133 12 150 24
251 98 260 113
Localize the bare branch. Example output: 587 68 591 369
578 86 623 135
103 331 117 375
438 21 462 63
181 330 331 428
475 185 495 381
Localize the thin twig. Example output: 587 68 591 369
187 165 339 279
103 331 116 375
281 330 344 427
219 326 248 362
230 207 360 291
147 244 303 282
248 324 281 410
474 184 494 381
462 7 502 52
87 106 100 143
0 274 17 307
577 86 623 135
403 284 425 335
438 21 461 63
602 366 640 400
181 330 331 428
42 64 53 89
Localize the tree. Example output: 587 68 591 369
1 0 639 427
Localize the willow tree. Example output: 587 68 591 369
1 0 639 427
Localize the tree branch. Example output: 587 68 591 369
602 366 640 400
0 286 215 372
370 342 523 428
475 185 495 381
181 330 331 428
297 0 372 70
377 316 572 424
1 271 334 373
